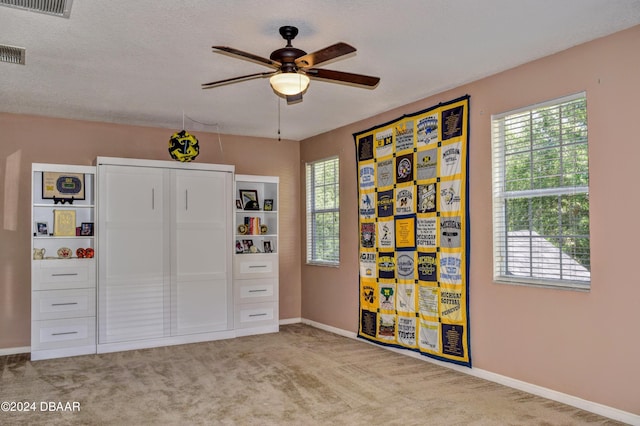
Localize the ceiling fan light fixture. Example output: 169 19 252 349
269 72 310 96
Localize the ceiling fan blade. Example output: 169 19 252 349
212 46 281 69
295 42 356 68
306 68 380 88
202 71 275 89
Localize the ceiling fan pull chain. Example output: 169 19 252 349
277 97 281 141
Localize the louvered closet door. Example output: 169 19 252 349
98 165 169 343
171 169 232 335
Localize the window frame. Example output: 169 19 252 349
306 156 340 266
491 92 590 290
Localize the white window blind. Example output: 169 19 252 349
306 157 340 266
491 93 590 289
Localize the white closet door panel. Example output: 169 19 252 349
103 166 164 223
105 227 165 279
100 165 165 277
99 165 168 344
175 169 228 277
176 227 227 276
175 170 227 223
102 279 166 342
172 170 231 335
172 278 228 334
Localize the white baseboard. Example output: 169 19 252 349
97 330 237 354
31 345 96 361
0 346 30 356
301 319 640 425
279 317 302 325
470 368 640 425
302 318 357 339
235 325 279 337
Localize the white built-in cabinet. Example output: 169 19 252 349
30 160 281 360
96 157 234 353
233 175 279 335
31 164 97 361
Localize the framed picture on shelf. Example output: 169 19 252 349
242 239 254 252
53 210 76 236
263 199 274 211
80 222 94 236
42 172 85 200
35 221 49 236
236 199 243 209
263 241 273 253
240 189 260 210
235 240 244 253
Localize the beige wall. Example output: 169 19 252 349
0 116 301 348
300 25 640 415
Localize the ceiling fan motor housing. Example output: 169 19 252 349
270 26 306 73
270 47 306 72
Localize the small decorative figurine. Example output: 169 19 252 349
33 248 46 260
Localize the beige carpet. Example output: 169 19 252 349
0 324 623 425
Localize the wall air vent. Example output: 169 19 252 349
0 0 73 18
0 44 26 65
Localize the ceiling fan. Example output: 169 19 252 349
202 25 380 104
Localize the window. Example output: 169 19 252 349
491 93 590 289
306 157 340 266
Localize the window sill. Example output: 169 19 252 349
494 277 590 292
306 261 340 268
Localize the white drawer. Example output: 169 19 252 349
234 302 278 329
32 288 96 320
234 278 277 303
31 317 96 351
233 254 278 279
32 259 96 291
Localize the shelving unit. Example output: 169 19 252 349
234 177 278 255
31 163 97 360
29 165 279 359
233 175 279 335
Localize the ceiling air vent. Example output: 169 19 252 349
0 0 73 18
0 44 26 65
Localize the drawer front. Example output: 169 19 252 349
31 317 96 351
235 302 278 329
32 259 96 290
234 278 277 303
233 254 278 279
32 288 96 321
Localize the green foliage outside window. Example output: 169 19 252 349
494 94 590 285
306 157 340 265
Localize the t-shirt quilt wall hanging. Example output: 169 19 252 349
354 95 471 367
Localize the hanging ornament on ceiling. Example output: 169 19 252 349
168 130 200 162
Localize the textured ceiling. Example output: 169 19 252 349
1 0 640 141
